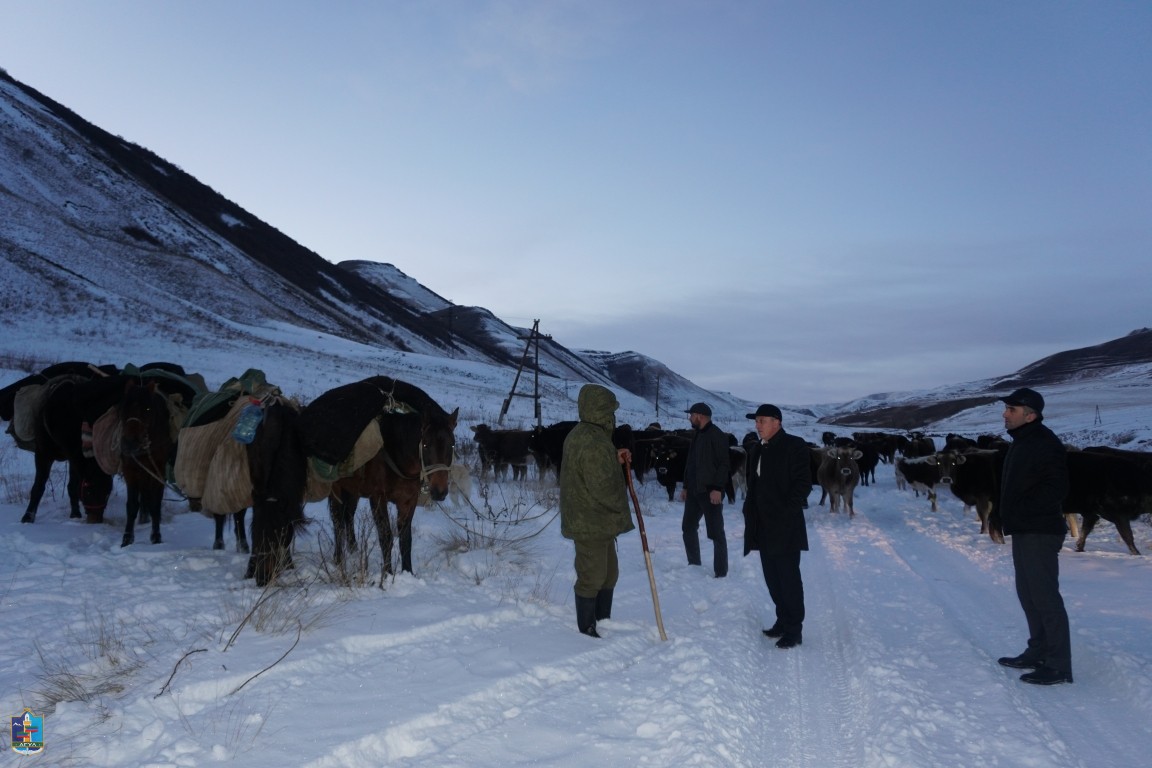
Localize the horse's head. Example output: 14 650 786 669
119 380 170 458
420 407 458 502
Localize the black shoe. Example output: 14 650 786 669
998 653 1043 670
776 634 802 649
1020 665 1072 685
762 625 784 638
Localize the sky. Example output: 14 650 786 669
2 338 1150 767
1 0 1150 404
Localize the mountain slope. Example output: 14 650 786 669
0 68 719 407
819 328 1152 431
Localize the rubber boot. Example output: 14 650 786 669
595 588 614 621
575 592 600 638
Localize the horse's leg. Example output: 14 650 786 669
234 509 250 554
121 482 140 547
328 492 354 566
213 514 226 550
147 481 163 544
22 451 56 523
1075 513 1099 552
370 496 395 579
1113 516 1142 556
396 500 416 574
66 458 84 519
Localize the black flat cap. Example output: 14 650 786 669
746 404 782 421
1000 387 1045 415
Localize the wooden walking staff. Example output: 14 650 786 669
624 457 668 641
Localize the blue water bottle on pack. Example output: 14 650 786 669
232 398 264 444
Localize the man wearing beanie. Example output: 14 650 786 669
995 387 1073 685
741 404 812 649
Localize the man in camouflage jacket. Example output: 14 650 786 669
560 384 635 637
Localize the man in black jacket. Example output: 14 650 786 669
995 387 1073 685
741 404 812 649
681 402 731 578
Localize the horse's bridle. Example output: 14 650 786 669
379 427 452 493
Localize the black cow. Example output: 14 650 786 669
817 446 862 516
728 446 747 501
651 432 738 504
895 455 941 511
528 421 577 480
853 431 901 464
528 421 641 483
943 433 979 452
854 443 880 487
1066 448 1152 555
650 435 691 502
629 427 668 483
900 433 937 459
928 449 1005 542
470 424 532 481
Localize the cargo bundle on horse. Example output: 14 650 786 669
296 375 458 581
173 369 284 554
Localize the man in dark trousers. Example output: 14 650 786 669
680 402 731 577
995 387 1073 685
742 404 811 649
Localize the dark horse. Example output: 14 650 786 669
118 380 175 547
19 375 114 524
245 398 309 587
304 376 457 581
213 510 250 553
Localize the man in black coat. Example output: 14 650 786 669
995 387 1073 685
741 404 812 649
681 402 731 577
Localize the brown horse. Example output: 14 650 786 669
118 380 175 546
321 377 457 580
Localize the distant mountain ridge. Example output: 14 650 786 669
1003 328 1152 386
820 328 1152 429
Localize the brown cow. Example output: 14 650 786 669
817 446 862 516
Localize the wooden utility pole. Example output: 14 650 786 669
498 319 551 426
654 374 661 421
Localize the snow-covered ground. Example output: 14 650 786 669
3 350 1150 767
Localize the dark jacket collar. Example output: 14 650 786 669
1007 419 1044 440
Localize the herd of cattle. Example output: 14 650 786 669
470 422 1152 555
